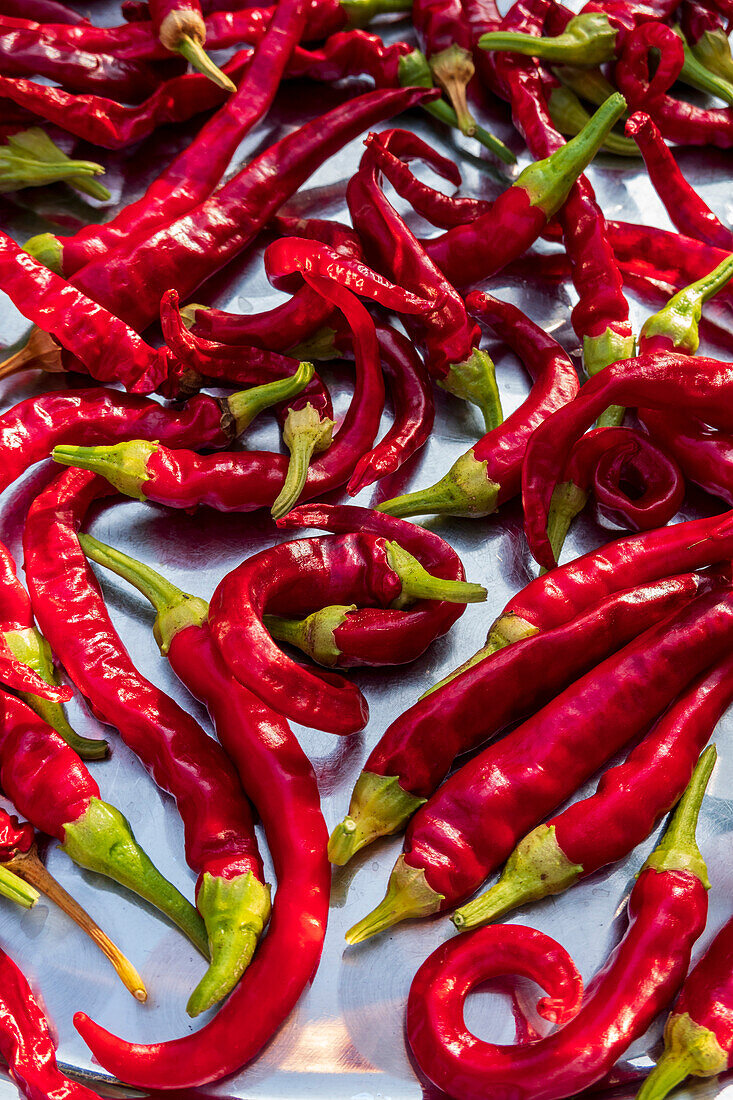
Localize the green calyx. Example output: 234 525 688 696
61 796 209 956
328 772 425 866
0 864 39 910
439 348 504 432
271 404 335 521
516 92 627 217
642 745 715 887
548 86 640 156
636 1013 729 1100
675 26 733 106
0 129 110 200
398 49 516 164
226 361 314 436
584 327 636 428
543 480 589 573
79 534 208 655
4 627 108 761
378 450 500 518
179 303 207 330
265 604 354 667
22 233 64 275
429 44 477 137
341 0 412 28
421 612 539 697
690 27 733 84
176 33 237 93
641 254 733 355
479 13 617 67
385 539 487 605
289 327 340 361
452 825 582 930
187 871 272 1017
52 440 157 501
345 854 443 943
553 64 620 107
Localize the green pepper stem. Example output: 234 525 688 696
345 855 443 943
0 327 63 380
440 349 503 432
341 0 412 27
378 452 500 519
553 64 618 106
0 129 108 197
541 481 588 574
385 540 487 604
690 28 733 83
176 33 237 92
52 440 156 501
271 404 335 520
676 26 733 105
479 13 617 66
226 361 314 435
548 86 640 156
8 845 146 1001
420 613 538 698
641 254 733 355
635 1049 698 1100
22 234 65 276
642 745 715 885
0 863 38 909
264 604 355 668
429 44 477 136
328 772 426 865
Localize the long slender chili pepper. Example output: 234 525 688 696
522 351 733 570
60 86 435 335
378 291 578 519
148 0 236 90
24 468 273 1015
542 426 685 567
0 689 207 954
71 540 329 1086
456 655 733 929
408 751 713 1100
347 129 503 430
23 0 308 280
270 504 478 668
327 571 709 864
204 529 484 734
345 588 733 940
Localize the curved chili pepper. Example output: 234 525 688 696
543 426 685 567
345 587 733 940
456 655 733 929
270 503 478 668
327 571 708 864
347 129 503 431
149 0 236 90
378 291 578 518
0 0 84 22
639 410 733 507
24 468 273 1016
522 350 733 570
71 540 329 1087
0 688 208 954
206 529 484 734
408 750 713 1100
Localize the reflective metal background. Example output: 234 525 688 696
1 2 733 1096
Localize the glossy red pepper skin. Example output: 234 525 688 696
70 86 434 334
0 811 33 863
408 869 708 1100
400 586 733 910
522 351 733 569
639 409 733 506
0 0 83 22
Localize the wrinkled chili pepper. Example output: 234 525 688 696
522 350 733 570
456 654 733 929
378 291 578 518
347 129 503 430
204 528 485 734
0 688 208 954
408 749 714 1100
345 587 733 940
149 0 236 90
327 571 709 864
24 467 276 1017
71 538 330 1088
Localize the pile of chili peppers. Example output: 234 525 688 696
2 0 733 1097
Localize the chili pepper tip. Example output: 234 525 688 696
345 855 443 943
328 772 426 865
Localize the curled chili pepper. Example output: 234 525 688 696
149 0 236 91
345 587 733 941
408 749 714 1100
378 292 578 518
456 653 733 929
327 571 709 864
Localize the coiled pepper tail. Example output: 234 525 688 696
479 13 618 67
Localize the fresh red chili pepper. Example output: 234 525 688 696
127 0 414 21
408 749 713 1100
0 0 84 23
23 467 273 1016
378 291 578 518
345 587 733 940
0 688 208 955
23 0 309 280
640 410 733 507
327 571 709 864
347 129 503 431
63 86 435 335
148 0 236 91
522 350 733 570
72 537 330 1088
456 654 733 928
270 503 479 668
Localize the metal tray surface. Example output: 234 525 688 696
1 3 733 1097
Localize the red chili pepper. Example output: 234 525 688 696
408 749 713 1100
0 0 84 22
522 350 733 570
0 688 208 955
345 587 733 940
23 467 273 1015
72 538 329 1088
148 0 236 91
456 655 733 928
347 129 503 430
640 410 733 507
378 291 579 518
327 571 709 864
271 503 480 668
